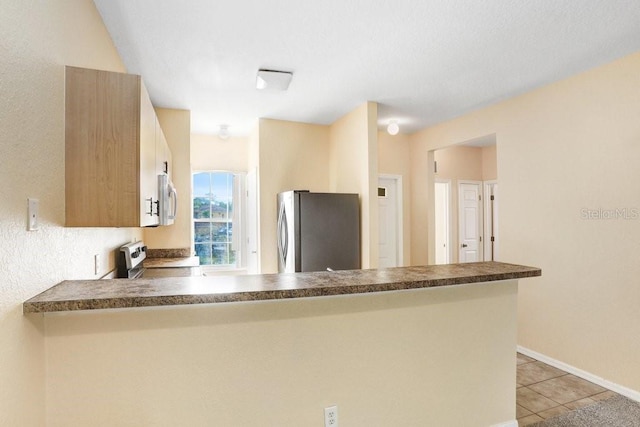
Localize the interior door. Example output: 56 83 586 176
378 176 399 268
458 182 482 263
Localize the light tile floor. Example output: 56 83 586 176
516 353 619 425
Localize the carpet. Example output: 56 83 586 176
531 395 640 427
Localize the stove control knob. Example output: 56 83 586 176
132 250 140 258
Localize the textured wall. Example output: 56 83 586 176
45 281 518 426
410 52 640 396
0 1 140 424
191 133 249 172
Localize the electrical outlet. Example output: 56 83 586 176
94 254 100 276
324 406 338 427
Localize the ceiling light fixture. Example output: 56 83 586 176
218 124 230 141
387 120 400 136
256 69 293 91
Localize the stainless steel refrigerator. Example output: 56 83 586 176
277 190 360 273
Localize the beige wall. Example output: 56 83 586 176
482 144 497 181
191 134 249 173
0 1 141 425
433 143 497 182
434 145 483 181
411 52 640 396
329 102 379 268
44 280 518 426
258 119 331 273
144 109 192 250
378 131 412 265
248 124 260 171
409 141 432 266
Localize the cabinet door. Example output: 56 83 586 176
139 83 159 226
65 66 140 227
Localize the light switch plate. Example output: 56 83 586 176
27 198 39 231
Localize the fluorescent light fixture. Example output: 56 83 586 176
387 120 399 135
256 69 293 91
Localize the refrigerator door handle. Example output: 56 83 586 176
283 210 288 266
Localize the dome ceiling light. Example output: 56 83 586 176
218 124 230 140
387 120 399 136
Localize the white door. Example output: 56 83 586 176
246 168 259 273
378 176 401 268
458 181 482 263
434 180 451 264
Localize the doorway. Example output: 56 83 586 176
378 175 403 268
434 179 451 264
428 136 497 265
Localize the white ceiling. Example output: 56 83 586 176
93 0 640 137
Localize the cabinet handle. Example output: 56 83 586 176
146 198 159 216
163 161 168 174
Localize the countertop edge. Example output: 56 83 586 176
23 263 541 314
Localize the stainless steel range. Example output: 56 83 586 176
116 242 203 279
117 241 202 279
117 241 148 278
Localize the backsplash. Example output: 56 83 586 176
146 248 192 258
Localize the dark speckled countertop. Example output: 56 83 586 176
23 262 540 314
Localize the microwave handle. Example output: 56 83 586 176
169 185 177 220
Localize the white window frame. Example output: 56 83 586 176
192 170 246 272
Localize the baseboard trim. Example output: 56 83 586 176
517 346 640 403
491 420 517 427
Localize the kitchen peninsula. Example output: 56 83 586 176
24 262 538 313
26 262 540 426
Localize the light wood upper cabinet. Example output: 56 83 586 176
65 66 169 227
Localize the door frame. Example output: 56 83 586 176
246 167 260 273
378 174 404 267
483 180 498 261
434 178 452 264
457 180 483 263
